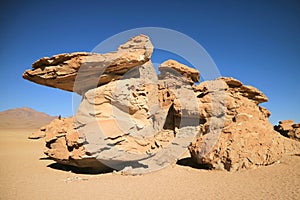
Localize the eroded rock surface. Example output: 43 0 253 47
274 120 300 142
42 117 83 160
39 117 109 170
75 62 173 157
189 77 300 171
23 34 153 94
159 60 200 85
23 34 300 173
39 59 198 172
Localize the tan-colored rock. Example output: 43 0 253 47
74 62 175 160
219 77 268 104
38 117 107 170
25 33 299 173
189 77 300 171
22 34 153 94
274 120 300 142
277 120 294 131
158 59 201 122
159 60 200 85
42 117 84 160
28 127 46 139
292 123 300 128
41 58 199 172
40 72 300 172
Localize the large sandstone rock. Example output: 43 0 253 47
42 59 198 172
274 120 300 142
74 62 173 156
189 77 300 171
23 34 153 94
23 34 300 173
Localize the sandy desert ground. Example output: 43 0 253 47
0 128 299 200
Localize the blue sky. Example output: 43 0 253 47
0 0 299 124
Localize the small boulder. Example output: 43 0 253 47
274 120 300 142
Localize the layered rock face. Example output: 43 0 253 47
274 120 300 142
40 59 199 172
23 34 300 173
23 35 153 94
189 77 300 171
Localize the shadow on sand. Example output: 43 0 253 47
40 157 113 174
176 157 212 170
40 156 211 174
46 163 114 174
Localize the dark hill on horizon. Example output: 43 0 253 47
0 107 56 129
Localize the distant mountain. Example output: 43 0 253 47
0 107 57 129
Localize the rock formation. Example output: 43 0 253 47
39 58 200 173
34 117 108 171
274 120 300 142
23 34 153 94
189 77 300 171
22 34 300 173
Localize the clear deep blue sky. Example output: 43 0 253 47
0 0 299 124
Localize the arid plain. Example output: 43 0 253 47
0 108 299 200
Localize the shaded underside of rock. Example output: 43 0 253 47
22 34 153 94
